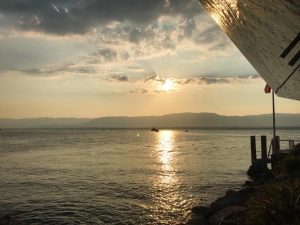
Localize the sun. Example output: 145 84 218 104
160 79 175 91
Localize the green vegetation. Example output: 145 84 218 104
241 144 300 225
281 143 300 175
244 179 300 225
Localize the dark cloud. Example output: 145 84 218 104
90 48 130 62
0 0 204 36
178 18 196 41
106 73 261 86
177 77 230 85
129 28 142 44
129 88 149 94
236 74 261 79
177 74 261 85
94 49 117 62
143 74 168 85
144 74 159 82
106 74 135 83
20 64 99 77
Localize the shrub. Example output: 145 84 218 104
243 179 300 225
279 144 300 176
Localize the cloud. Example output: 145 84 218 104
52 4 59 13
84 16 233 62
20 63 102 77
0 0 204 36
177 74 261 85
0 1 233 73
106 73 261 87
128 88 175 94
129 88 149 94
92 49 117 62
236 74 261 79
106 74 136 83
176 77 230 85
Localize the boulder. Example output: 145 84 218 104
225 190 236 196
191 206 208 215
185 215 208 225
208 191 245 214
208 206 247 225
243 180 253 186
218 220 237 225
247 161 274 179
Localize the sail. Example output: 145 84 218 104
198 0 300 100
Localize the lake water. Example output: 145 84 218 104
0 129 298 224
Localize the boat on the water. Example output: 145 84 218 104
151 127 159 132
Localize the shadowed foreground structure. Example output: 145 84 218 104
198 0 300 101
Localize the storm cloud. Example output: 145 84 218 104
0 0 204 36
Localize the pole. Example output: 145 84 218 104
250 136 257 164
272 90 276 152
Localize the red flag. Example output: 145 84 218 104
264 84 271 93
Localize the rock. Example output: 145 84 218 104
225 190 236 196
191 206 208 215
247 161 274 179
208 197 231 214
185 215 208 225
204 209 215 220
243 180 253 186
218 220 237 225
208 206 247 225
208 192 245 214
238 185 255 195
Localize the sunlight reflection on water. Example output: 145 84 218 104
149 130 185 223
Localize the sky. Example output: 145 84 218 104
0 0 299 119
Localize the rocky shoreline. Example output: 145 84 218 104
178 162 274 225
184 143 300 225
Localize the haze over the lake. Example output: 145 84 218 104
0 0 299 119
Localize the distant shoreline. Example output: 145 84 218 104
1 127 300 130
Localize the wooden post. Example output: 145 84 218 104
251 136 256 163
261 135 267 159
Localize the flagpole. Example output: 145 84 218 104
272 90 276 152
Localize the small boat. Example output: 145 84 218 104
151 127 159 132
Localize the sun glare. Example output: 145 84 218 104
160 79 175 91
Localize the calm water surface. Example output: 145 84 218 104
0 129 298 224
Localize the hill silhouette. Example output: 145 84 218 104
1 113 300 129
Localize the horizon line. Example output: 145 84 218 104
1 112 300 120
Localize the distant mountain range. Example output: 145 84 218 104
1 113 300 129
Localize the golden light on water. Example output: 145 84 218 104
149 130 185 223
156 130 175 173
